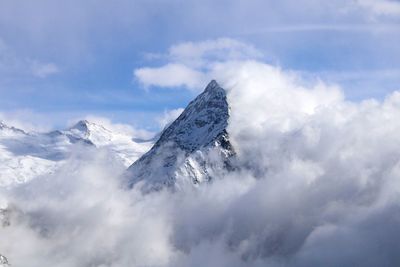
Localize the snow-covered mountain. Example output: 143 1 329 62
63 120 153 167
126 80 235 191
1 80 234 190
0 120 153 187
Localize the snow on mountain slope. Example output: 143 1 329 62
64 120 153 167
0 122 60 186
0 120 153 187
126 80 235 191
1 80 233 190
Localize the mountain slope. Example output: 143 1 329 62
63 120 153 167
0 123 61 186
126 80 235 190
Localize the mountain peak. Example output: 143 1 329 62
68 119 110 137
70 120 90 132
204 79 220 92
154 79 229 152
126 80 234 190
0 121 26 135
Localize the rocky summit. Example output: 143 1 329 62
126 80 235 191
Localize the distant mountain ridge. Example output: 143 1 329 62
1 80 235 189
0 120 153 187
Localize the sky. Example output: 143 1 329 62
3 1 400 265
0 0 399 131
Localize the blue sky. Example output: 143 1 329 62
0 0 399 130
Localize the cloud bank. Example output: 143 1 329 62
3 52 400 266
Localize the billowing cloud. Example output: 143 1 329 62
3 56 400 266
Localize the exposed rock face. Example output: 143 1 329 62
0 254 9 266
0 208 10 227
126 80 235 191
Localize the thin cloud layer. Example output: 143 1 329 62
31 62 59 78
356 0 400 16
156 108 184 129
0 38 59 81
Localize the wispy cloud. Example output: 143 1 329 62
31 62 59 78
0 38 60 81
356 0 400 16
156 108 184 129
240 23 400 34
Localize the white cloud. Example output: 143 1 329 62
356 0 400 16
134 38 263 91
156 108 184 129
134 63 206 90
31 61 59 78
0 110 53 132
168 38 263 67
81 115 155 139
241 23 400 34
3 60 400 266
215 61 344 134
134 36 400 102
0 38 60 80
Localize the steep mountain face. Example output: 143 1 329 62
0 120 153 187
126 80 235 191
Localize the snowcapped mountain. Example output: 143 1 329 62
1 80 234 190
0 120 153 187
126 80 235 191
0 122 59 187
63 120 153 167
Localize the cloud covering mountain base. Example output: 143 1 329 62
2 61 400 266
